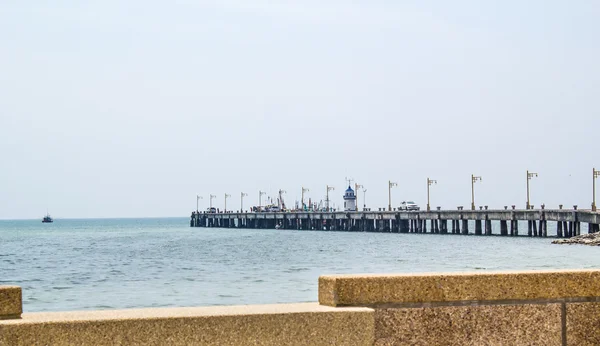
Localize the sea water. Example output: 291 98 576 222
1 218 599 312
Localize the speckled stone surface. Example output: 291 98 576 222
0 286 22 319
0 303 374 346
319 269 600 306
374 303 562 346
566 302 600 345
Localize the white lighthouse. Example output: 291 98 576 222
343 186 357 211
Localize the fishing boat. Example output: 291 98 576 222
42 213 53 223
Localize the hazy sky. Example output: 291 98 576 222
1 1 599 219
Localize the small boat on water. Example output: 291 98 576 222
42 213 53 223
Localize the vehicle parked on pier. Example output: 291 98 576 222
207 207 217 213
265 205 280 212
400 201 420 211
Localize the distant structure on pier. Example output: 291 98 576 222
343 186 357 211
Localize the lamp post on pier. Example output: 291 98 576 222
209 194 216 211
241 192 248 212
355 183 363 211
326 185 335 212
224 193 231 213
427 178 437 211
471 174 482 211
301 187 310 210
388 181 398 211
363 188 367 210
196 195 203 213
259 191 266 210
526 170 538 210
278 189 286 210
593 168 599 212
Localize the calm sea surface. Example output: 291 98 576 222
1 217 599 312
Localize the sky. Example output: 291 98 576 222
1 0 599 219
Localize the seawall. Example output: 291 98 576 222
2 270 600 345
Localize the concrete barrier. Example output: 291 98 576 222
2 270 600 345
0 286 21 320
0 303 374 345
319 269 600 345
318 269 600 306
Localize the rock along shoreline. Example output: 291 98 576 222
552 233 600 246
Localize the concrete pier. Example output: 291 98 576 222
191 209 600 238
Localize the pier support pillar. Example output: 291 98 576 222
542 220 547 237
475 220 482 235
500 220 508 236
461 219 469 235
485 220 492 235
528 221 533 237
557 221 563 238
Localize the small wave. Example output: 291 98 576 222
52 286 72 290
283 267 310 273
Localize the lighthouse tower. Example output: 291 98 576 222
343 186 357 211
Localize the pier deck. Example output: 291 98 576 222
190 209 600 238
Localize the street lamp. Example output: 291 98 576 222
355 183 363 210
278 189 286 210
326 185 335 212
363 188 367 210
259 191 266 209
196 195 203 213
388 180 398 211
471 174 482 210
526 170 538 210
593 168 599 211
427 178 437 211
301 187 310 210
224 193 231 212
241 192 248 212
210 194 216 211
